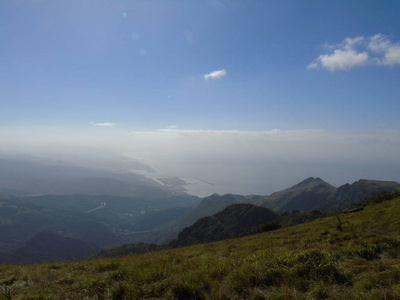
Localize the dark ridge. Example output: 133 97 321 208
170 204 279 247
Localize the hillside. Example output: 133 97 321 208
171 204 279 246
1 196 400 299
96 205 330 258
111 178 400 245
171 204 331 248
1 177 398 264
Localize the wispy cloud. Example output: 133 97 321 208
92 122 117 127
204 69 227 80
308 34 400 71
369 34 400 66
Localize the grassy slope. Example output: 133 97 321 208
1 198 400 299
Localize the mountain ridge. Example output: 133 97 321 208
121 177 400 245
1 176 399 264
250 177 400 212
171 203 280 247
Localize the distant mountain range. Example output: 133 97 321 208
1 156 400 264
127 177 399 244
249 177 400 211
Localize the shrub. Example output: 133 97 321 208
254 222 282 233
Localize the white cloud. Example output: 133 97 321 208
312 49 368 71
369 34 391 53
385 46 400 66
368 34 400 66
92 122 117 127
204 69 227 80
308 36 368 71
308 34 400 71
344 36 365 47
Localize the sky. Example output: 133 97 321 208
1 0 400 195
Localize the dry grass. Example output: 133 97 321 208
1 197 400 299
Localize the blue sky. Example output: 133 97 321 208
1 0 400 194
